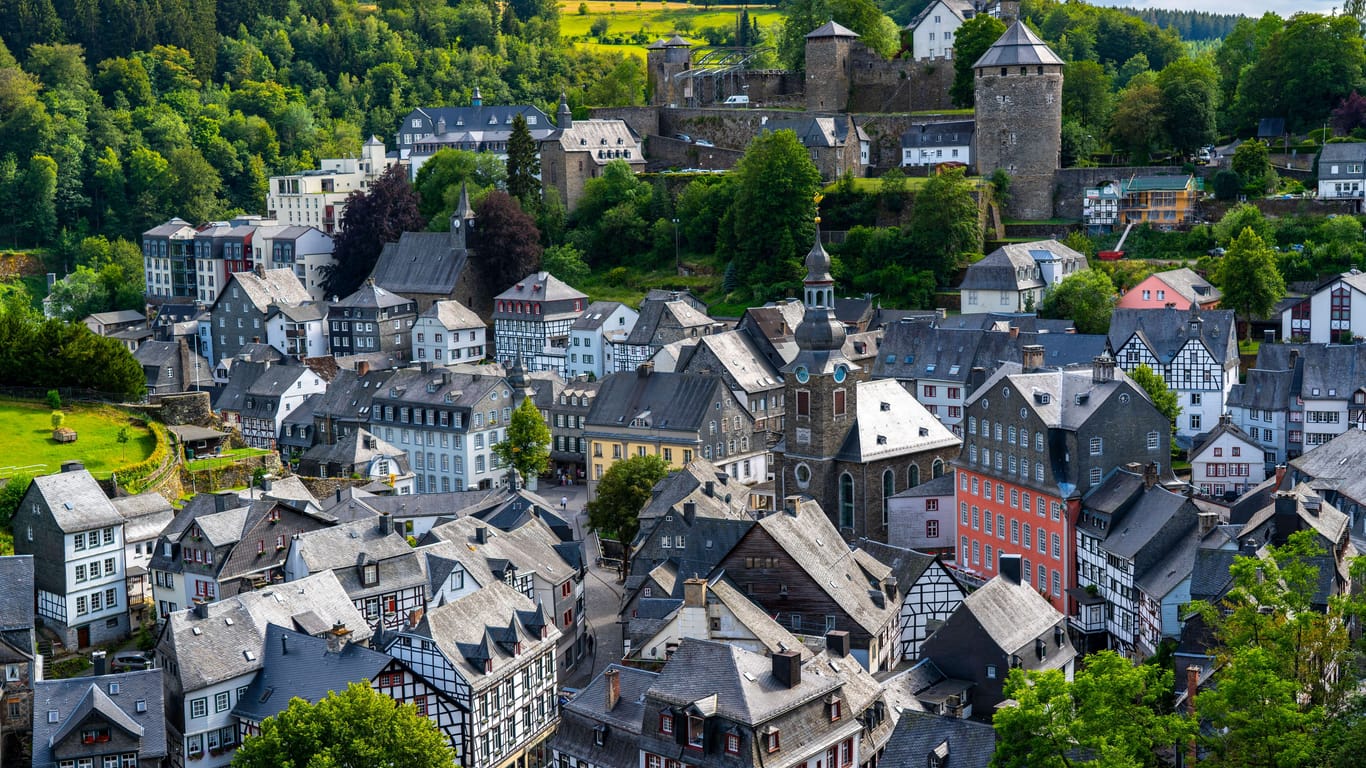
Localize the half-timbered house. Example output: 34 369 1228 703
282 513 426 632
551 665 656 768
383 581 561 768
858 540 966 663
1108 306 1239 448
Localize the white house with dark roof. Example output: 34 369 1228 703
156 571 370 767
264 300 327 359
1288 428 1366 541
907 0 978 59
1317 142 1366 203
569 301 637 380
397 99 556 179
1190 415 1268 498
958 240 1086 313
283 513 426 631
383 581 561 768
900 120 974 167
413 300 487 364
266 138 391 235
626 576 811 664
254 224 336 301
14 464 129 649
884 473 956 556
1280 270 1366 344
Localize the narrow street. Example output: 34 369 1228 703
546 481 625 687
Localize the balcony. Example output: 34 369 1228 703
1067 588 1107 634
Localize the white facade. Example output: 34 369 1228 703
568 304 638 380
182 674 251 765
265 309 327 359
1280 273 1366 344
38 526 127 638
901 141 969 167
910 0 966 59
412 305 488 365
265 140 390 233
1191 429 1268 498
1113 334 1237 446
256 227 336 302
911 379 968 435
886 489 955 555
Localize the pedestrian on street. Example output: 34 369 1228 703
561 495 568 512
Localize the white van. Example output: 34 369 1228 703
722 95 749 106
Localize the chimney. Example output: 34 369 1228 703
1305 496 1321 516
999 553 1022 585
1143 462 1159 489
193 600 209 619
474 525 488 545
1186 665 1200 764
1092 354 1116 383
826 630 851 657
379 513 393 535
771 650 802 689
327 622 351 653
784 495 802 517
260 475 273 492
1008 325 1019 339
682 501 696 525
60 460 85 473
968 366 988 394
1274 464 1287 488
336 487 343 503
637 362 654 377
91 650 107 677
604 668 621 712
1198 511 1219 538
253 262 265 278
1273 492 1298 542
1288 349 1300 370
683 577 707 607
281 633 289 655
1021 344 1044 371
1264 329 1276 345
356 360 370 376
704 481 714 498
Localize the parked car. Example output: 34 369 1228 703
695 139 714 147
112 650 153 671
673 133 691 143
722 95 749 106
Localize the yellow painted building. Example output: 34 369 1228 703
1119 174 1199 229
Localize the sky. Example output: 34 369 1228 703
1090 0 1342 17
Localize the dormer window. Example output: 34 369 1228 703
659 713 674 735
594 724 606 746
828 696 842 721
764 728 780 753
362 563 379 586
687 715 704 748
1036 637 1047 660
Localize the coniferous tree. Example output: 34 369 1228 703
506 113 541 208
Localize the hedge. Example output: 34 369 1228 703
116 420 170 492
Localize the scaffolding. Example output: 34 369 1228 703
672 46 775 107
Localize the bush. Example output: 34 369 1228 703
50 411 64 430
590 17 609 36
45 390 61 410
116 420 169 492
577 1 588 12
51 655 92 679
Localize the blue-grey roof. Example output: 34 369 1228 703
1108 307 1238 366
586 371 726 433
900 120 974 149
1189 548 1238 602
0 556 34 631
1318 143 1366 179
972 21 1064 68
32 669 167 768
370 231 469 297
880 710 997 768
29 469 123 532
233 623 393 723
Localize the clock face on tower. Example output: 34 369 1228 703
795 366 810 384
833 364 848 383
452 218 461 229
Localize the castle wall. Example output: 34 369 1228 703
845 50 956 114
644 135 745 171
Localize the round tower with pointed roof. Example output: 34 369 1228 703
972 21 1064 220
555 92 572 131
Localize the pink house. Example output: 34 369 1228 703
1117 267 1221 310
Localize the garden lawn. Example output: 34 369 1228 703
0 399 155 480
561 1 784 63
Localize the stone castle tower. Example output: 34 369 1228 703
804 20 860 113
646 35 693 107
972 21 1064 220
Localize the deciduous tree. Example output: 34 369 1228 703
232 682 454 768
727 130 821 299
1039 268 1115 335
1158 56 1218 156
1230 139 1275 195
321 164 424 300
473 191 543 297
950 14 1006 108
493 396 551 490
1128 364 1181 432
586 454 669 572
1218 227 1285 340
908 167 981 287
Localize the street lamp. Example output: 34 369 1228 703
671 218 680 275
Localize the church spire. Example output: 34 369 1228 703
786 194 855 371
450 182 475 250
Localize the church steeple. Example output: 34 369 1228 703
557 92 573 130
450 182 475 250
785 197 855 375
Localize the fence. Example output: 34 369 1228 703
0 385 144 405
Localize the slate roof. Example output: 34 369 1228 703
1150 267 1221 304
856 540 949 598
30 469 122 532
403 580 559 690
753 498 898 635
300 428 409 476
572 301 626 331
836 378 960 462
972 20 1064 68
554 664 657 768
370 230 469 297
0 556 34 630
1191 418 1260 460
32 669 167 768
229 268 311 313
890 472 956 499
86 309 147 326
961 575 1075 666
638 459 753 525
563 663 656 729
900 120 974 149
549 119 645 163
1240 484 1350 548
421 299 484 331
585 371 726 434
1318 143 1366 179
806 19 860 38
881 711 996 768
687 332 784 394
290 516 426 600
232 623 392 723
1228 368 1295 412
1290 428 1366 506
112 492 175 544
647 639 842 724
765 116 856 149
959 240 1084 292
427 516 579 588
626 298 713 346
332 279 416 312
1108 306 1237 365
143 218 195 237
162 570 370 691
135 339 213 391
1189 546 1239 602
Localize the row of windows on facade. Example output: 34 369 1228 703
56 755 139 768
376 404 509 428
413 449 499 474
64 525 118 550
73 588 120 617
473 691 557 766
497 300 586 315
332 319 411 333
381 427 496 459
960 503 1063 560
961 474 1063 518
73 556 118 583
